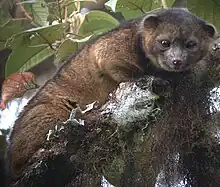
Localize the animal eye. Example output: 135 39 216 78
160 40 171 48
186 41 197 49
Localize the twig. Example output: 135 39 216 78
15 0 33 21
104 8 125 22
66 33 84 38
11 18 29 21
75 0 80 12
56 0 63 23
161 0 168 8
36 33 56 51
64 6 68 22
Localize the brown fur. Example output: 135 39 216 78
193 36 220 86
8 8 216 180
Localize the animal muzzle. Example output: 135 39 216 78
171 58 189 71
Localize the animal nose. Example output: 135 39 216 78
172 59 182 66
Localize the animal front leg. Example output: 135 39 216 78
103 60 143 83
151 77 172 97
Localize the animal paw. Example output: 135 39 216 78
63 107 84 126
63 101 97 126
46 125 64 141
151 77 172 97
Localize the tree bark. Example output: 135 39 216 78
8 48 220 187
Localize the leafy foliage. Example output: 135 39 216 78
54 38 78 66
5 23 66 76
115 0 175 19
188 0 220 30
0 0 220 78
0 20 28 51
79 10 120 36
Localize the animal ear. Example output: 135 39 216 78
203 23 216 37
143 14 159 29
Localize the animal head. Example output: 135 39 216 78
139 8 216 72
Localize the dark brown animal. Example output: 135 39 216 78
8 8 216 180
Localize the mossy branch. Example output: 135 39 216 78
8 50 220 186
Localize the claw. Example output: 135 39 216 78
212 43 220 51
63 107 84 126
63 101 97 126
82 101 97 114
46 130 53 141
46 125 64 141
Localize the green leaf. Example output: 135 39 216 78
19 47 54 72
79 10 120 36
105 0 118 12
116 0 175 20
46 0 96 23
0 43 5 51
54 39 78 67
6 45 46 76
0 10 9 26
0 20 27 50
5 23 66 76
30 0 49 26
72 34 93 43
6 23 66 49
16 0 37 4
54 34 93 67
188 0 220 30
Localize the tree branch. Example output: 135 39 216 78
8 44 220 187
161 0 168 8
15 0 33 21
